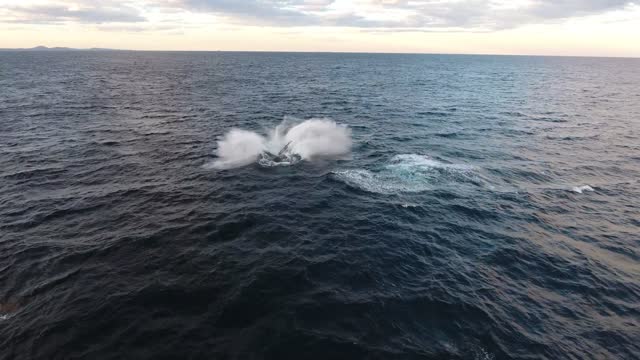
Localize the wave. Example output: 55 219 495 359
206 117 352 169
0 302 18 321
572 185 594 193
333 154 483 194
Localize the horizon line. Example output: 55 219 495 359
1 46 638 59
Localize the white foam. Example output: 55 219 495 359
207 118 351 169
572 185 594 193
257 158 295 167
474 348 495 360
333 154 481 194
386 154 474 173
333 169 412 194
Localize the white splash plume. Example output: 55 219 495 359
207 117 352 170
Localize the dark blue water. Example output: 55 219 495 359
1 51 639 360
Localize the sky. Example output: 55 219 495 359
1 0 639 57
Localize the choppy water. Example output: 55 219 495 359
1 51 639 360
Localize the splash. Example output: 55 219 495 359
207 118 352 170
210 129 266 170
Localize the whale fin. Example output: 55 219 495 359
278 141 293 156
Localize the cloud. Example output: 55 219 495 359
5 3 145 24
182 0 320 26
1 0 637 30
351 0 638 30
176 0 638 30
96 24 177 32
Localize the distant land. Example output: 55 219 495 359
0 46 118 51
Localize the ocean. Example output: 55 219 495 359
0 51 639 359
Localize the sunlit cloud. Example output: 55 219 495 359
3 2 145 24
0 0 639 56
2 0 637 30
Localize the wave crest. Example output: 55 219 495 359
572 185 594 193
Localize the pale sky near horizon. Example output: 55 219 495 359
1 1 639 57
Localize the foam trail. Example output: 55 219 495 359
207 118 351 169
332 154 482 194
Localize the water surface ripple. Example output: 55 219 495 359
1 52 639 359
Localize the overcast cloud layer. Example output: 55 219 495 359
2 0 638 30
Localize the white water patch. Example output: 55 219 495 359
474 347 495 360
401 203 418 208
572 185 594 193
333 169 407 194
206 118 352 169
333 154 483 194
